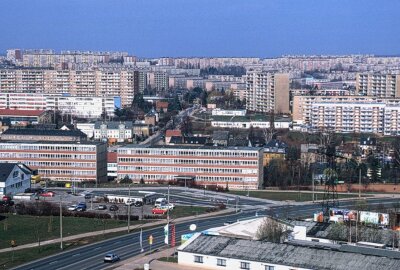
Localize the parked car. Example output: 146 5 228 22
2 196 12 202
104 253 120 263
152 208 167 215
97 204 107 210
75 205 86 212
84 193 94 199
134 201 143 207
109 205 119 211
161 203 175 210
68 205 77 211
40 191 55 197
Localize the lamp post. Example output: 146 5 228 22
128 184 131 233
59 195 63 250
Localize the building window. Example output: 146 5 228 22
194 256 203 264
240 262 250 269
217 258 226 267
265 265 275 270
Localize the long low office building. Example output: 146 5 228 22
0 141 107 184
117 145 263 190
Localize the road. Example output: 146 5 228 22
14 191 400 270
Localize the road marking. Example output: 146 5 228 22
72 253 80 257
49 260 58 264
94 247 101 250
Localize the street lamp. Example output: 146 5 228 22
128 184 131 233
59 195 63 250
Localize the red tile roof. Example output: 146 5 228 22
0 109 46 117
156 101 169 109
165 129 182 138
107 152 118 163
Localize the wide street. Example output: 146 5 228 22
12 186 400 270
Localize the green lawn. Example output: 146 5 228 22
170 205 212 219
0 214 142 249
228 191 362 202
158 256 178 263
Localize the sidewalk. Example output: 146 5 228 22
0 208 235 254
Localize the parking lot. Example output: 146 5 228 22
12 189 166 219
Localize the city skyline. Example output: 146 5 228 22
1 0 400 57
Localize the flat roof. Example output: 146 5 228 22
120 144 262 151
0 109 46 117
0 140 105 145
182 234 400 270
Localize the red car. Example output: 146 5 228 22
40 191 55 197
152 208 167 215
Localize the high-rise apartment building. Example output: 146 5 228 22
0 69 139 106
117 145 264 190
356 73 400 97
292 95 400 135
245 71 289 114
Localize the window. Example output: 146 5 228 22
217 258 226 267
194 256 203 263
265 266 275 270
240 262 250 270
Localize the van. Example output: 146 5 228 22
155 198 167 208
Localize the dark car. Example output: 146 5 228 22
109 205 119 211
134 201 143 207
84 193 94 199
97 204 107 210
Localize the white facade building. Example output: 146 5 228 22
0 93 118 119
0 163 32 197
211 108 247 116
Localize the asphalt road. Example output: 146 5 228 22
14 195 400 270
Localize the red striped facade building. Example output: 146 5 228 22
117 145 263 190
0 141 107 184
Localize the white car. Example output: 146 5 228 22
67 204 77 211
104 253 120 263
160 203 175 210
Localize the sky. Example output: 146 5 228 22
1 0 400 57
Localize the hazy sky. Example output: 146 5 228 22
1 0 400 57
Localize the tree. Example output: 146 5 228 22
256 217 288 243
120 175 132 184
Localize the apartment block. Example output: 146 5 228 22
356 73 400 97
0 141 107 184
245 71 289 114
0 69 139 106
117 145 264 190
293 95 400 135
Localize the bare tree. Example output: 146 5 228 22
256 217 288 243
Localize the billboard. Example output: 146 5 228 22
359 211 389 225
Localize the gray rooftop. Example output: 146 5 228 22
121 144 261 151
2 128 87 138
94 121 133 129
182 234 400 270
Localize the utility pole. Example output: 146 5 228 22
128 184 131 233
359 167 361 198
59 196 63 250
167 185 170 223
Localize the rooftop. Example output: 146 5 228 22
120 144 262 151
211 114 292 123
0 109 46 117
2 128 87 138
181 234 400 270
94 121 133 129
